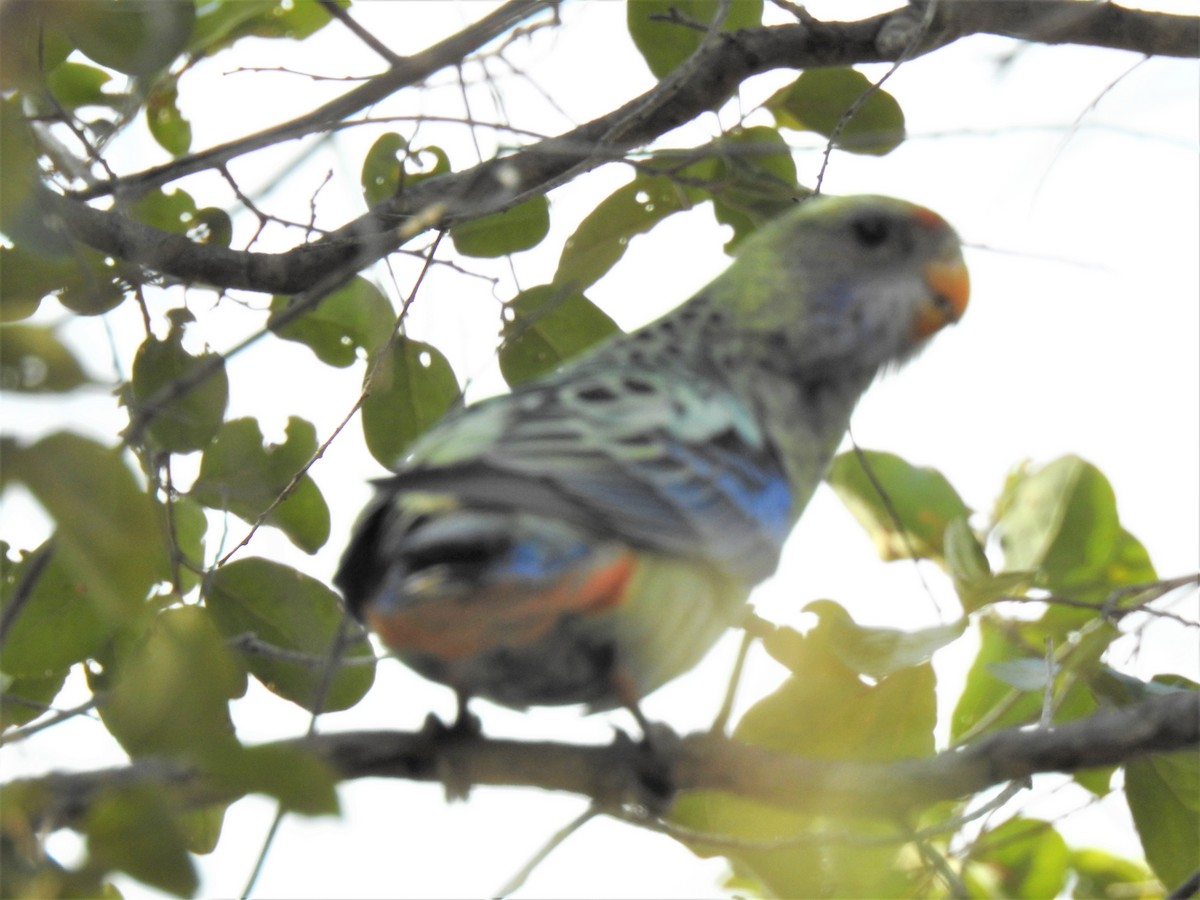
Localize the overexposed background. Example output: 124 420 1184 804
2 1 1197 897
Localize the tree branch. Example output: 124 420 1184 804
7 689 1196 835
41 3 1199 297
71 0 556 202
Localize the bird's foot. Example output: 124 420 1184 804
418 694 482 801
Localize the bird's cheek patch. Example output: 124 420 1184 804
914 258 970 338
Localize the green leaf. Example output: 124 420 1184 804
997 456 1156 604
790 600 966 680
746 631 936 761
0 244 126 321
673 630 935 898
191 417 330 553
498 285 620 386
177 804 227 855
100 605 246 760
206 557 375 712
627 0 763 79
450 195 550 258
190 0 339 56
0 5 72 94
361 337 459 468
206 743 340 815
553 174 692 293
768 68 906 155
685 126 804 251
3 433 173 623
189 207 233 247
0 667 68 730
0 96 74 258
130 187 197 234
0 541 114 676
1127 745 1200 890
969 818 1069 899
85 787 199 896
951 615 1047 741
269 276 395 368
1068 847 1157 899
129 310 228 453
0 324 92 392
360 133 451 207
828 449 970 562
66 0 196 76
944 516 1032 612
146 80 192 156
45 61 112 110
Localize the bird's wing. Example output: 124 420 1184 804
384 361 792 584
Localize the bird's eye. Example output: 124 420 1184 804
851 214 891 248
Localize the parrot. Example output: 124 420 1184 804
335 193 969 719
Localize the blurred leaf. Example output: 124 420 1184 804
179 804 227 855
206 557 375 712
0 667 68 730
190 0 340 56
988 657 1055 692
450 195 550 258
1127 745 1200 890
65 0 196 76
101 606 246 759
84 786 198 897
0 246 58 321
269 276 394 368
129 310 228 453
553 174 692 293
1068 847 1158 899
130 187 197 234
768 67 906 155
996 456 1156 605
828 449 970 562
951 615 1043 741
747 631 936 760
688 126 804 251
969 818 1069 899
627 0 763 79
3 433 172 623
0 325 92 392
0 3 72 93
46 61 113 110
944 516 1032 612
674 628 935 897
0 541 113 676
498 285 620 386
361 337 459 468
191 417 330 553
360 133 451 207
146 80 192 156
0 96 75 257
0 225 133 316
206 743 340 815
793 599 966 680
189 207 232 247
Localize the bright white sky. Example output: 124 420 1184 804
3 1 1198 898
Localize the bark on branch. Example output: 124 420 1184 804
40 2 1200 296
8 689 1196 835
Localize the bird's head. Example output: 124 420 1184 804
709 194 969 379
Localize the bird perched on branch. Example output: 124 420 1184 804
336 194 969 720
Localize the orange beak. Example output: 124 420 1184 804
913 256 970 339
